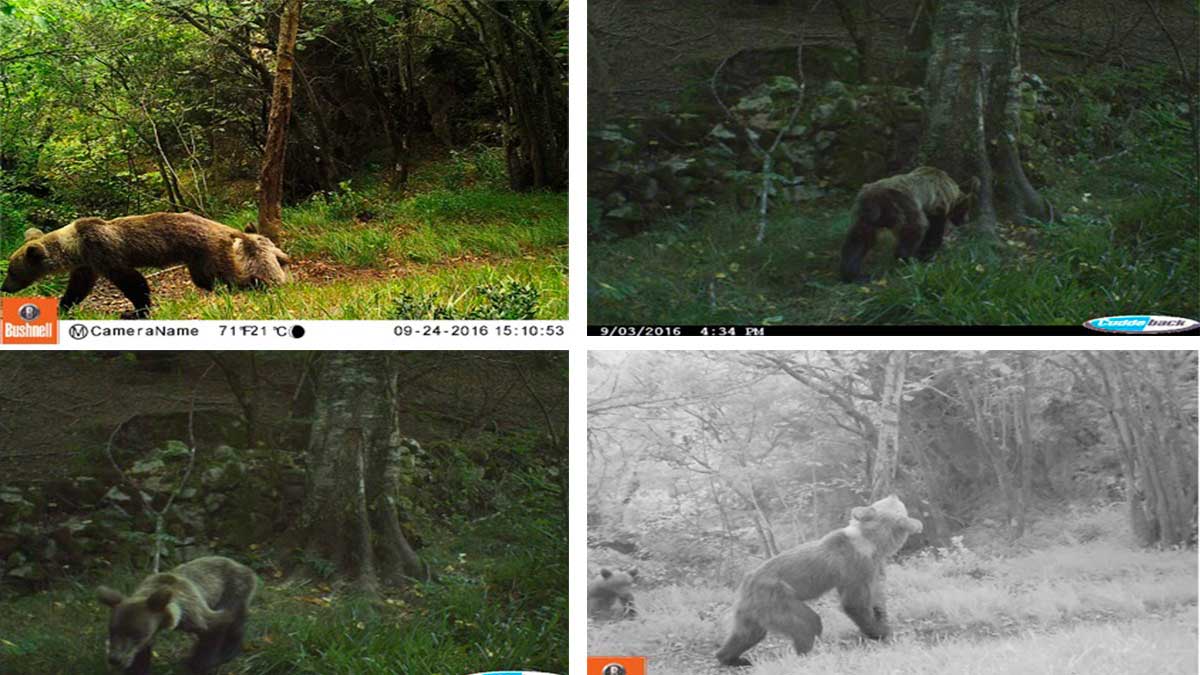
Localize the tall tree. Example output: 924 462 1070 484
455 0 567 191
921 0 1052 231
1081 351 1198 547
870 351 908 500
256 0 302 243
298 352 428 592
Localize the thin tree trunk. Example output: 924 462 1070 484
256 0 302 243
870 351 908 500
1015 353 1035 537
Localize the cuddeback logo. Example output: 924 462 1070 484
1 297 59 344
1084 315 1199 334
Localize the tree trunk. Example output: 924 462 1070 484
922 0 1051 230
460 1 567 191
1090 351 1195 547
256 0 302 243
298 352 428 592
1014 352 1035 537
870 352 908 500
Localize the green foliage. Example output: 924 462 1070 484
589 80 921 236
393 279 540 320
443 144 508 190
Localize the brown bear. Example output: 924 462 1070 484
97 556 258 675
1 212 290 318
715 495 923 667
839 167 977 282
587 567 638 620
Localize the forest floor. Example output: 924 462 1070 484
0 485 567 675
21 154 567 320
587 540 1198 675
588 166 1198 326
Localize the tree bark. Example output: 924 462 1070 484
870 352 908 500
457 1 567 191
256 0 302 243
1088 351 1196 547
922 0 1051 230
298 352 428 592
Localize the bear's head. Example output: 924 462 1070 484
594 567 637 597
849 495 923 559
96 585 180 669
1 229 53 293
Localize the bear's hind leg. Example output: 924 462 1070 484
716 610 767 667
769 602 822 655
105 269 152 319
839 221 879 283
60 267 97 311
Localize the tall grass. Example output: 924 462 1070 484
588 200 1197 325
588 526 1197 675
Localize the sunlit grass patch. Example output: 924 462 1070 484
64 253 567 320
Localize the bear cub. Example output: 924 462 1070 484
587 567 638 620
97 556 258 675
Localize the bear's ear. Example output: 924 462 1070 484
24 243 46 263
97 586 124 607
145 589 174 612
851 506 877 521
627 568 638 578
599 568 612 579
23 228 45 242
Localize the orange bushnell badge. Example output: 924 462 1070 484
1 297 59 344
587 656 646 675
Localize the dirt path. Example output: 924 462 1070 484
75 252 500 315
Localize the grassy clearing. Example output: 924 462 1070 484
0 473 566 675
0 567 564 675
588 198 1197 325
2 155 568 320
588 537 1198 675
63 253 567 320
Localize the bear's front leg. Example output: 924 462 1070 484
185 630 225 674
839 582 891 640
124 645 152 675
60 267 97 311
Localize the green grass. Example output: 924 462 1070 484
588 198 1198 326
0 470 566 675
64 252 567 320
0 564 564 675
588 526 1198 675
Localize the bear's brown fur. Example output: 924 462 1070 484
587 567 638 620
97 556 258 675
1 212 289 318
715 495 923 667
839 167 976 282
